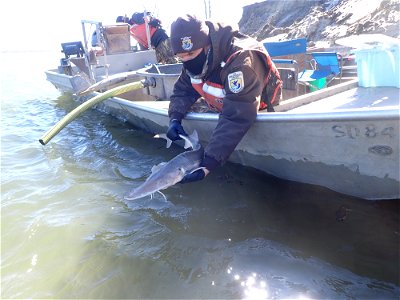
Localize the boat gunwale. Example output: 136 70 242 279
106 95 400 123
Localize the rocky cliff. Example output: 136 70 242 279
239 0 399 45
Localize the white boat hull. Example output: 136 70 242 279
88 89 399 200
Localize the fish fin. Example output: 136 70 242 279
179 135 193 149
157 190 167 201
124 189 154 201
124 193 138 201
154 133 172 148
190 130 199 142
179 130 199 150
188 166 207 175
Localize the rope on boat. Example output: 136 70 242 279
39 79 154 145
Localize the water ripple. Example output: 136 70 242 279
2 51 399 299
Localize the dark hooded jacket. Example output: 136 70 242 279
168 21 281 170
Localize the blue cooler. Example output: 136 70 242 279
355 44 400 88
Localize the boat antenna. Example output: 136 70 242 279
204 0 211 19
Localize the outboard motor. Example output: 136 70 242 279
58 58 72 75
58 41 85 75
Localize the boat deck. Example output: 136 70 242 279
123 80 399 117
289 85 400 113
269 79 399 113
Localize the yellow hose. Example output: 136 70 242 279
39 80 145 145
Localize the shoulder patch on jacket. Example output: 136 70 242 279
227 71 244 93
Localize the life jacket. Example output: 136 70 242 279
190 78 225 112
189 49 282 113
129 23 157 49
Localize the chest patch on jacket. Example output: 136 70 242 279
227 71 244 93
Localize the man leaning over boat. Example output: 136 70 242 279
90 13 178 64
166 14 282 183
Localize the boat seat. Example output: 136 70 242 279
298 52 343 90
264 38 308 95
264 38 307 57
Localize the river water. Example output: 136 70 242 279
1 51 399 299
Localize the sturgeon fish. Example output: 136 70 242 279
78 71 138 96
125 130 204 200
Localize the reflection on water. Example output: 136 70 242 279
1 54 400 299
227 270 269 300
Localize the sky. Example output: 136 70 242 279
0 0 260 52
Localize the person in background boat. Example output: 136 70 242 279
166 14 282 183
116 15 130 23
129 12 178 64
90 30 103 56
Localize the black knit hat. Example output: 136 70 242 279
170 15 210 54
